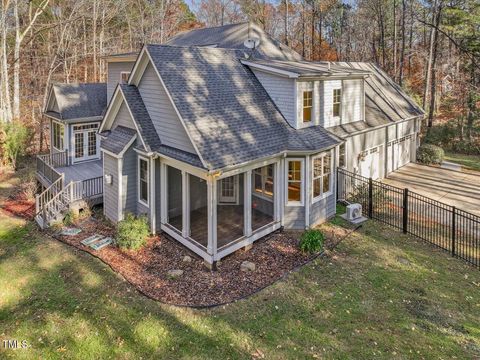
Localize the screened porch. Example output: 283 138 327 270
159 159 282 264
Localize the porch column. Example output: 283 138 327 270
150 156 156 234
274 162 281 223
244 170 252 237
305 154 310 229
207 175 217 256
181 171 190 238
160 163 167 224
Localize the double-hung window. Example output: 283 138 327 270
253 164 274 199
138 157 149 206
286 159 303 204
333 88 341 117
52 121 64 151
303 90 313 123
313 152 332 200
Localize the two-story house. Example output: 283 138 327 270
36 22 424 266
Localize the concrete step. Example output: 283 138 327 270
90 237 113 251
81 234 104 246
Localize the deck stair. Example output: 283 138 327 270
81 234 113 250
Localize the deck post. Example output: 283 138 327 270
244 170 252 238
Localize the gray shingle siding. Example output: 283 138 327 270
310 193 336 226
251 69 296 128
114 102 136 129
103 153 119 222
284 206 305 229
121 145 137 215
107 62 134 102
138 62 196 154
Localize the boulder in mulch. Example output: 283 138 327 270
241 261 256 272
168 269 184 279
183 255 192 263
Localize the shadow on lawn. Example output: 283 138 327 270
0 228 253 358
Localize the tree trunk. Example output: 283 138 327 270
398 0 406 86
427 0 443 128
423 0 437 110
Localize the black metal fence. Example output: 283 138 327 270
337 168 480 269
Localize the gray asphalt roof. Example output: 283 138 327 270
327 62 424 138
100 126 137 155
244 59 371 78
146 44 340 170
49 83 107 120
166 22 302 61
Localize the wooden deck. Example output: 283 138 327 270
56 160 103 185
169 205 274 248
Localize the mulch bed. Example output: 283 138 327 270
53 218 350 307
1 192 35 220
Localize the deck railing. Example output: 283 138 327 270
36 151 68 185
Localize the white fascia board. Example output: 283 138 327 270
241 60 299 78
99 85 122 132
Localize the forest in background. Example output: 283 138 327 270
0 0 478 166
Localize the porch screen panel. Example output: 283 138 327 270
189 174 208 247
217 173 244 248
166 166 183 233
251 164 275 232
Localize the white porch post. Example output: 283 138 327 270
150 157 156 234
274 161 281 222
305 154 310 229
207 175 217 257
280 157 285 227
181 171 190 238
244 170 252 237
160 163 167 224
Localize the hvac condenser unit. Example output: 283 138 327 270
341 203 368 224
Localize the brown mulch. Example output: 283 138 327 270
1 192 35 220
52 218 351 307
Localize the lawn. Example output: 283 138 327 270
445 152 480 172
1 167 480 359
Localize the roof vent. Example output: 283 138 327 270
244 38 260 50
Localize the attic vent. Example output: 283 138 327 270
244 38 260 49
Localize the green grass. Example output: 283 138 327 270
445 152 480 172
1 170 480 359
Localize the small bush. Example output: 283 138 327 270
21 175 38 201
417 144 445 165
63 209 77 226
0 121 30 170
116 213 149 250
299 229 324 254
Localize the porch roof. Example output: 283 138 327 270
46 83 107 121
100 126 137 155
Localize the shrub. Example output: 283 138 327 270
116 213 149 250
299 229 324 254
417 144 445 165
63 209 77 226
0 121 29 170
21 174 38 201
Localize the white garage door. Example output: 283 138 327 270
388 134 413 173
358 146 381 179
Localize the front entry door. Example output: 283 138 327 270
218 175 238 204
73 124 98 163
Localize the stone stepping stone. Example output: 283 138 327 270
90 237 113 251
81 234 104 246
61 228 82 236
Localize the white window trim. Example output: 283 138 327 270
285 158 304 206
333 87 342 119
302 90 313 124
312 151 333 203
52 120 65 152
138 156 149 207
72 121 100 163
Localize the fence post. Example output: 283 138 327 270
403 188 409 234
451 206 456 257
368 177 373 218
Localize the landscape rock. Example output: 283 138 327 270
183 255 192 263
241 261 256 272
167 269 184 278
